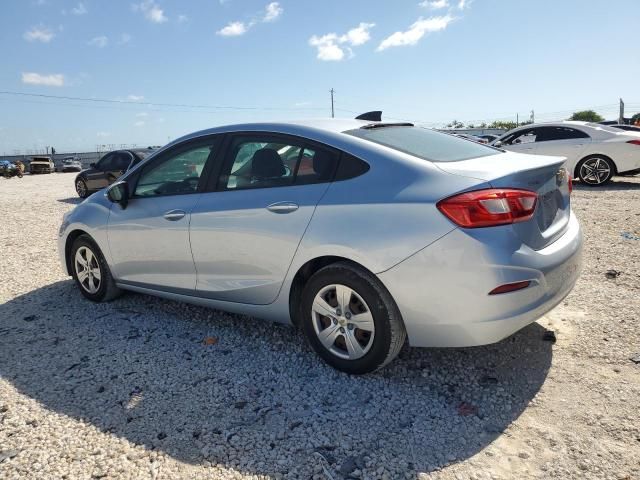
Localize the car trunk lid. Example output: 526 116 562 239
435 151 571 250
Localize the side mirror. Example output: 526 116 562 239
106 181 129 209
493 140 503 148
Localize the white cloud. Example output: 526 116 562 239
218 2 283 37
420 0 449 8
23 26 55 43
132 1 167 23
177 14 188 23
127 94 144 101
134 121 145 127
294 101 312 107
263 2 282 22
118 33 132 45
71 2 87 15
21 72 65 87
217 21 247 36
457 0 472 9
377 15 453 51
97 131 111 138
136 112 149 117
309 22 375 61
88 35 108 47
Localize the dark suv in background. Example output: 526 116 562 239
75 148 156 198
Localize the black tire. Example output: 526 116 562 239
70 234 122 302
76 178 89 198
300 262 406 374
576 155 615 186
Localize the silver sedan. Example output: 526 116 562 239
58 119 583 373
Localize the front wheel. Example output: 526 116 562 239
300 262 406 374
71 235 122 302
577 155 614 186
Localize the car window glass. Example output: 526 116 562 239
223 137 341 190
97 154 115 170
536 127 590 142
112 153 133 171
335 153 369 181
135 145 212 197
510 129 537 145
346 126 500 162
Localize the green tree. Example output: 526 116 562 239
631 113 640 125
568 110 604 122
446 120 464 129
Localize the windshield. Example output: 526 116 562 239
345 126 500 162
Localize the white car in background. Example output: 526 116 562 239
492 121 640 185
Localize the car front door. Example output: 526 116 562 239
107 137 220 292
189 133 339 304
85 153 115 190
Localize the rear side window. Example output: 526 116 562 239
535 127 590 142
345 126 500 162
221 135 340 190
335 154 369 180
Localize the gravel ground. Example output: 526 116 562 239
1 173 639 480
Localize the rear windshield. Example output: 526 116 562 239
345 126 500 162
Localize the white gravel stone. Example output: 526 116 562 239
0 173 639 479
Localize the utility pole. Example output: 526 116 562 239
530 110 535 124
619 98 625 124
330 88 335 118
516 113 519 127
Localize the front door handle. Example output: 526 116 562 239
267 202 299 214
163 209 186 221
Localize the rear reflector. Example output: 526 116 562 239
489 281 531 295
627 139 640 146
437 188 538 228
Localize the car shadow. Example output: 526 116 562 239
573 178 640 191
0 281 553 477
57 197 83 205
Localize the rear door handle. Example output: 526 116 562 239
163 209 186 221
267 202 299 214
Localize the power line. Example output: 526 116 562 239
0 90 328 113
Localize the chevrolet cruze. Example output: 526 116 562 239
58 118 583 374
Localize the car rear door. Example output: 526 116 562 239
533 127 591 169
107 136 221 291
189 133 338 304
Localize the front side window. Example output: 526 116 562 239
346 126 500 162
134 144 213 197
112 152 133 171
502 128 537 145
97 153 115 171
222 136 339 190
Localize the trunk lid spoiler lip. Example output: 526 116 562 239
431 151 567 183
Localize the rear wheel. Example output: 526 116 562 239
577 155 614 186
300 262 406 374
76 179 89 198
71 235 122 302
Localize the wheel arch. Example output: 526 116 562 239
574 153 617 178
288 255 382 328
64 229 91 275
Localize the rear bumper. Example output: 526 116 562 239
378 211 583 348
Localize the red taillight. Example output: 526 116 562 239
627 139 640 146
489 280 531 295
568 172 573 194
437 188 538 228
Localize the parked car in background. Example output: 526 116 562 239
59 156 83 172
609 124 640 133
59 119 582 373
492 121 640 185
74 148 157 198
29 156 55 174
0 160 21 178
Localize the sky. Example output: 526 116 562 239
1 0 640 154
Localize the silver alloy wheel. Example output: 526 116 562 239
579 157 611 185
76 180 87 197
311 284 375 360
74 246 101 294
